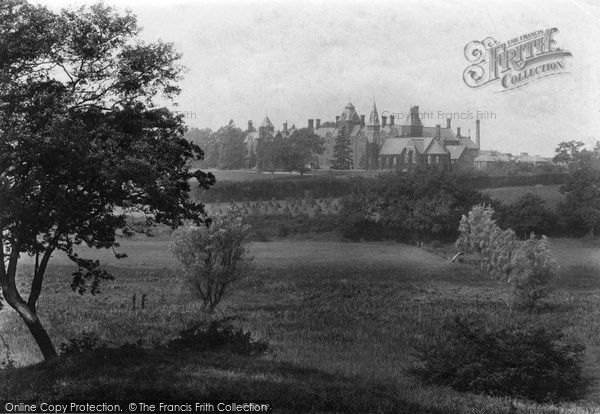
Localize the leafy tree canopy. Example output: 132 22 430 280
0 1 214 360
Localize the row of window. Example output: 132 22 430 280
379 154 444 166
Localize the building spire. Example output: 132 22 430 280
368 100 380 126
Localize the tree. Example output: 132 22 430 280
330 133 353 170
338 168 489 242
0 1 215 360
216 120 246 170
558 165 600 235
170 208 252 313
456 205 557 309
280 128 324 174
497 193 557 239
184 127 218 168
553 140 586 166
256 133 284 177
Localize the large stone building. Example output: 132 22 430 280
245 102 481 170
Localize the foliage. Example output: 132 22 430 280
256 133 284 173
330 133 353 170
184 127 218 168
411 316 588 403
60 332 105 355
509 235 557 310
168 320 270 356
457 205 518 279
497 194 557 239
170 209 253 313
279 128 325 174
0 1 214 360
339 168 489 242
216 120 246 170
457 205 557 309
558 164 600 236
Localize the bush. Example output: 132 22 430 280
411 316 588 403
171 208 252 313
60 332 105 355
496 193 558 239
168 320 270 356
338 168 491 242
457 205 557 309
509 235 557 310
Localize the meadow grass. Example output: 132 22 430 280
1 239 599 413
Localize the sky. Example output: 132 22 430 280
37 0 600 157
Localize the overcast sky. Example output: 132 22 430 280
39 0 600 156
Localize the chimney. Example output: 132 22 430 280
390 115 395 126
360 114 365 127
476 119 481 149
446 118 451 129
283 121 288 133
258 126 265 138
308 119 314 129
336 115 340 126
411 106 419 121
457 127 461 137
435 124 441 139
382 116 387 127
316 119 321 129
248 120 254 131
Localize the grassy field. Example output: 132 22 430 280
1 237 600 412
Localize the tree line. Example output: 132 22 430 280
185 124 325 174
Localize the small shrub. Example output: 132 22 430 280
60 332 105 355
169 320 270 356
457 204 557 309
411 316 588 403
171 207 253 313
509 235 557 310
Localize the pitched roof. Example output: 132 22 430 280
446 145 467 160
339 102 361 124
349 124 362 137
261 116 274 129
425 138 449 155
458 137 479 149
379 138 410 155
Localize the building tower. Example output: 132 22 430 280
366 101 381 169
258 115 274 139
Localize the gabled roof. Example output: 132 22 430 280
458 137 479 149
349 124 362 137
339 102 361 124
425 138 448 155
261 116 274 129
446 145 467 160
379 138 410 155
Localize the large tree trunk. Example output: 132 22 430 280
1 246 58 361
7 297 58 361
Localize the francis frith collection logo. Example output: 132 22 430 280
463 28 572 92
